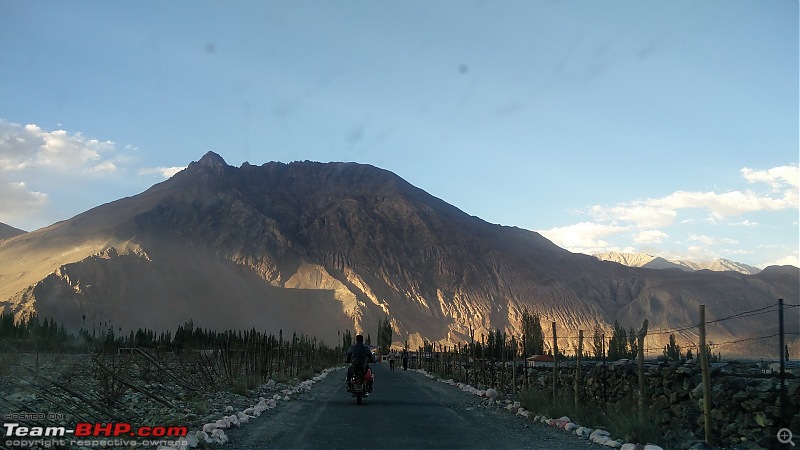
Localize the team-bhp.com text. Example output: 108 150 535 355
4 422 188 448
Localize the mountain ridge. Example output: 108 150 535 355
0 153 797 356
593 251 763 275
0 222 26 240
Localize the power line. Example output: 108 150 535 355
648 324 698 336
648 303 782 336
641 332 785 354
707 304 781 324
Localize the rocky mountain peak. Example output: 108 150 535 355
198 151 227 167
0 154 796 357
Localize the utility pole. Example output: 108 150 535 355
779 299 787 429
602 333 607 408
575 330 583 407
552 322 558 405
637 319 649 417
699 305 713 446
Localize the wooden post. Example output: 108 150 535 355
460 343 464 382
470 328 475 385
637 319 649 417
778 298 787 429
522 333 529 390
575 330 583 407
482 334 486 386
552 322 558 405
699 305 713 446
512 336 517 396
601 333 607 408
500 333 506 391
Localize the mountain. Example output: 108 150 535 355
593 252 762 275
0 222 26 240
0 152 797 356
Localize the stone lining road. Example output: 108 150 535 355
226 362 594 449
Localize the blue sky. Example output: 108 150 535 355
1 0 797 268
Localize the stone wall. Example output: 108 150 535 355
523 358 799 448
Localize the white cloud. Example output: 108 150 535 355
585 164 798 232
138 166 185 178
0 181 47 225
633 229 668 244
538 222 631 254
0 121 115 172
730 220 758 227
741 164 799 190
763 255 800 268
0 119 144 229
590 204 676 228
86 161 118 174
543 164 797 264
688 234 737 246
652 189 793 217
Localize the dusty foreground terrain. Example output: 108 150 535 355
225 362 590 450
1 353 593 449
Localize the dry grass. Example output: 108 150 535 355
519 387 665 447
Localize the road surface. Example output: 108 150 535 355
225 361 593 449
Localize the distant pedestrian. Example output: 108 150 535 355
388 350 396 371
402 349 409 371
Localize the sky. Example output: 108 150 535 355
0 0 797 269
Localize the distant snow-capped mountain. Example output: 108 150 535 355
592 251 761 275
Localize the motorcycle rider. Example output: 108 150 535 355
346 334 375 392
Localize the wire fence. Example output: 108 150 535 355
391 300 797 448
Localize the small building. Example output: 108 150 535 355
768 361 800 376
526 354 555 368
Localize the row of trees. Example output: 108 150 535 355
4 310 727 363
0 312 73 351
0 313 337 356
338 317 394 354
486 309 713 362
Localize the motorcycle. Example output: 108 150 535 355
347 363 374 405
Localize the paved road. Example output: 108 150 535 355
226 362 592 449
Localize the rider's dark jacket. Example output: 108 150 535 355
346 342 375 366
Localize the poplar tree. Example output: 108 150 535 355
521 308 545 356
607 321 629 361
663 333 681 361
592 323 604 361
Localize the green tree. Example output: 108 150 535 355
521 308 545 356
607 321 629 361
487 328 505 359
592 323 605 361
663 333 681 361
376 318 393 354
343 329 352 350
627 326 638 359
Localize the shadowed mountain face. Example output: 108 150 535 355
0 152 797 355
0 222 26 240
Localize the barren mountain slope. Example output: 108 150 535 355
0 222 26 241
0 153 796 355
